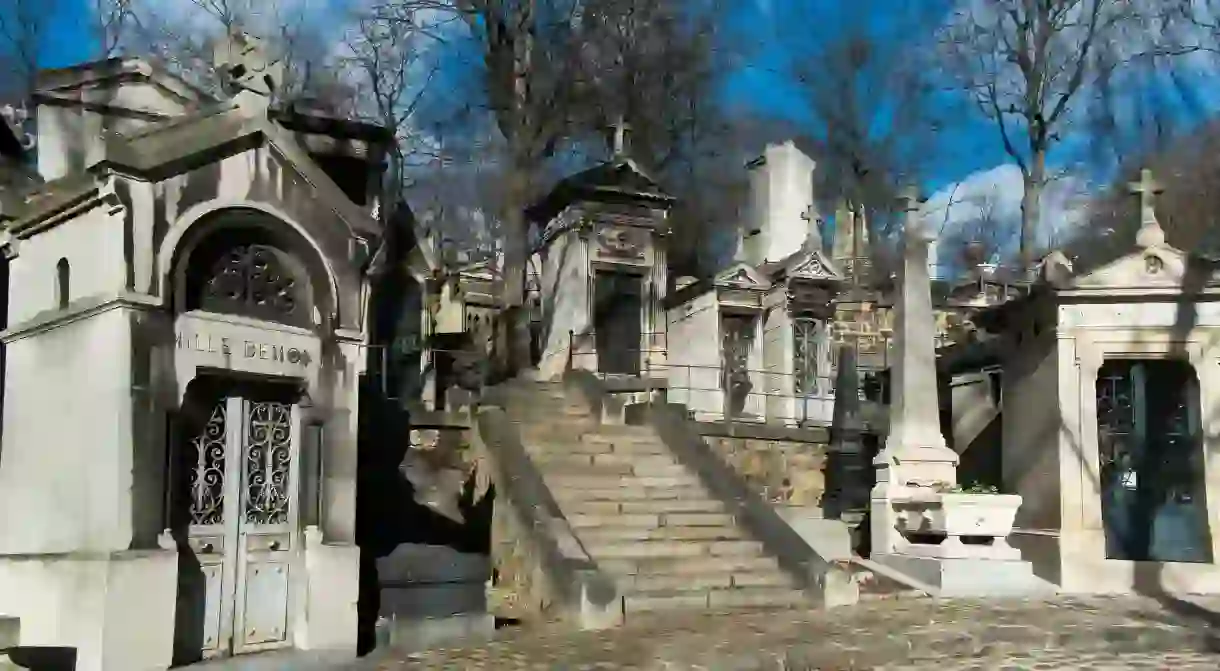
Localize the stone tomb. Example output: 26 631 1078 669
530 142 673 382
0 56 390 670
666 142 842 426
983 170 1220 595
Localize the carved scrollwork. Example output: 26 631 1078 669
596 227 646 259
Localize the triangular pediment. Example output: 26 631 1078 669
713 261 769 289
783 248 844 282
1068 245 1220 293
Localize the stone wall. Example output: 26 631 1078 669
697 423 830 509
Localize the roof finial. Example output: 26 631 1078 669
898 185 931 242
1128 167 1166 249
609 116 631 161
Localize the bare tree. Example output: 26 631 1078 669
779 1 947 271
0 0 57 100
937 0 1160 272
940 187 1022 277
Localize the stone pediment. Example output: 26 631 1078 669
1067 245 1220 294
781 248 844 282
713 262 770 289
33 57 216 120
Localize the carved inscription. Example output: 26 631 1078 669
176 332 311 366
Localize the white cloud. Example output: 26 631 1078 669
921 163 1094 273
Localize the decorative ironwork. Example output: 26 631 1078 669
1096 365 1136 477
202 245 300 322
793 318 820 396
189 401 228 526
720 315 754 419
244 401 293 525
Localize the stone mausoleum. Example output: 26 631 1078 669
0 45 395 670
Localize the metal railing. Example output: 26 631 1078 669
563 332 891 428
659 362 889 427
566 330 668 377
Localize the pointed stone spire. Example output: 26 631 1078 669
832 200 854 263
874 186 957 489
1128 167 1166 249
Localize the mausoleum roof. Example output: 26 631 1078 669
527 157 674 224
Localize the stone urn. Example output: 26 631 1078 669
931 493 1022 539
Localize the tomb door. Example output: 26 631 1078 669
721 314 755 419
793 317 821 398
1096 359 1210 563
593 271 643 375
176 383 301 659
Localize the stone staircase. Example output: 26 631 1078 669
501 379 810 614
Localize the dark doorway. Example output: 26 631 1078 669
1096 359 1211 563
720 313 755 419
593 271 643 375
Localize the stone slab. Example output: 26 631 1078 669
775 508 853 562
0 617 16 648
871 553 1056 597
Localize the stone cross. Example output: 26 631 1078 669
800 202 822 247
609 117 632 160
1127 167 1166 249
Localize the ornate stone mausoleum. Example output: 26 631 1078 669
0 50 393 670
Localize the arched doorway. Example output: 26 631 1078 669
165 210 329 662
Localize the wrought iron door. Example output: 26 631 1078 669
721 314 754 419
184 394 300 658
793 318 821 397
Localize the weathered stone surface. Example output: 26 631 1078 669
705 435 828 506
359 596 1220 670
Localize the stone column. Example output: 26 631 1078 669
871 189 959 555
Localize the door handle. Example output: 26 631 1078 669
268 540 281 551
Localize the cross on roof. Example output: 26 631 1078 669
610 117 631 160
1127 167 1166 248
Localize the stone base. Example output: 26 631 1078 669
776 508 853 562
382 613 495 652
296 530 360 653
0 549 178 671
871 552 1056 597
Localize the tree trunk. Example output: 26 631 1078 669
1019 148 1046 275
494 157 531 380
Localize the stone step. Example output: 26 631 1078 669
529 440 669 456
598 554 779 576
583 433 663 446
551 485 711 502
580 525 745 543
569 513 661 529
622 587 809 613
586 539 763 560
533 453 684 474
546 473 700 489
536 463 637 477
561 499 725 515
623 574 796 594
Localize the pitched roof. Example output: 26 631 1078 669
8 98 381 240
527 157 675 224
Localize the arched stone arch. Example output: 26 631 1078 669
161 203 340 331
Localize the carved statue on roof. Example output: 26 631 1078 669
212 30 285 99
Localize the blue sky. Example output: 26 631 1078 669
32 0 1220 241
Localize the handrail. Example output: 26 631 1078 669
469 393 619 622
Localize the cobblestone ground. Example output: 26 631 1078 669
357 596 1220 670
